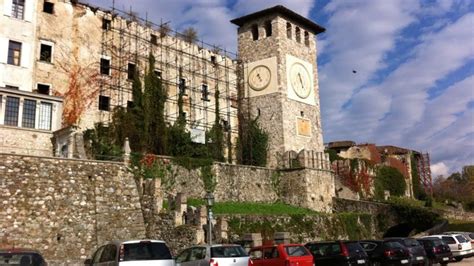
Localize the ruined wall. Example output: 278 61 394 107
34 1 239 157
0 154 145 265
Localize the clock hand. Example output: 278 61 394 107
298 73 304 88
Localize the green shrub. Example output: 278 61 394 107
374 166 407 199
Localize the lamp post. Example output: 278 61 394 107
204 192 215 245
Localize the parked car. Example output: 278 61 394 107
417 237 452 266
384 238 427 266
359 240 412 266
175 244 248 266
305 240 369 266
248 244 313 266
423 234 472 262
84 239 174 266
0 248 47 266
443 231 474 256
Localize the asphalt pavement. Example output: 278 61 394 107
452 256 474 265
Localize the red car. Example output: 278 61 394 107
248 244 314 266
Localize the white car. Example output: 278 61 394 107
424 234 472 262
85 239 175 266
175 244 249 266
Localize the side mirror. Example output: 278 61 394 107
83 259 92 266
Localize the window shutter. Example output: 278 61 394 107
0 37 8 64
3 0 12 17
20 43 30 68
24 0 34 22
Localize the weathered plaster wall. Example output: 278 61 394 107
0 126 53 156
35 1 239 154
0 154 145 265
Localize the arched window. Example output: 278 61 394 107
264 20 272 37
251 24 259 40
295 27 301 43
304 31 310 46
286 22 292 39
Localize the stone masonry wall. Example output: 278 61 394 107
0 126 53 156
0 153 145 265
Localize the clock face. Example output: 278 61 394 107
248 65 271 91
290 62 311 99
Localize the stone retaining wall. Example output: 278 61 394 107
0 154 145 265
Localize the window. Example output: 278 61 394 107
98 95 110 111
100 58 110 75
251 24 258 40
102 18 111 30
211 55 216 64
43 1 54 14
286 22 292 39
201 84 209 101
128 63 136 80
40 43 52 62
6 85 19 90
38 102 52 130
295 27 301 43
22 99 36 128
5 96 20 126
37 84 50 95
12 0 25 19
304 31 310 46
154 70 162 79
8 41 22 66
264 20 272 37
179 78 186 95
150 34 157 45
99 245 116 262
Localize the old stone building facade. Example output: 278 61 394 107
0 1 330 171
1 0 239 158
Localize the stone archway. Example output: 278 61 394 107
383 223 414 237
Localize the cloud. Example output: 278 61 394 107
83 0 315 52
317 0 420 139
431 162 450 177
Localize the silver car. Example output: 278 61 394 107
85 239 175 266
175 244 249 266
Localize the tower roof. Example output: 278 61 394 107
230 5 326 35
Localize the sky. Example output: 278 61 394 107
83 0 474 177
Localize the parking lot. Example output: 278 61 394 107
454 256 474 265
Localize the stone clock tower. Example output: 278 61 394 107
232 6 326 168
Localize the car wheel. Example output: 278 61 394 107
454 257 463 262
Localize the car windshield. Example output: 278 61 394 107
470 233 474 239
211 246 247 258
122 242 172 261
455 235 468 243
403 239 421 246
0 253 46 266
285 246 310 257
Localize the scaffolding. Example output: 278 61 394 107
95 2 240 158
417 153 433 196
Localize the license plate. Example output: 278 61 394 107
357 259 365 264
416 256 423 260
401 259 409 264
443 257 449 261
